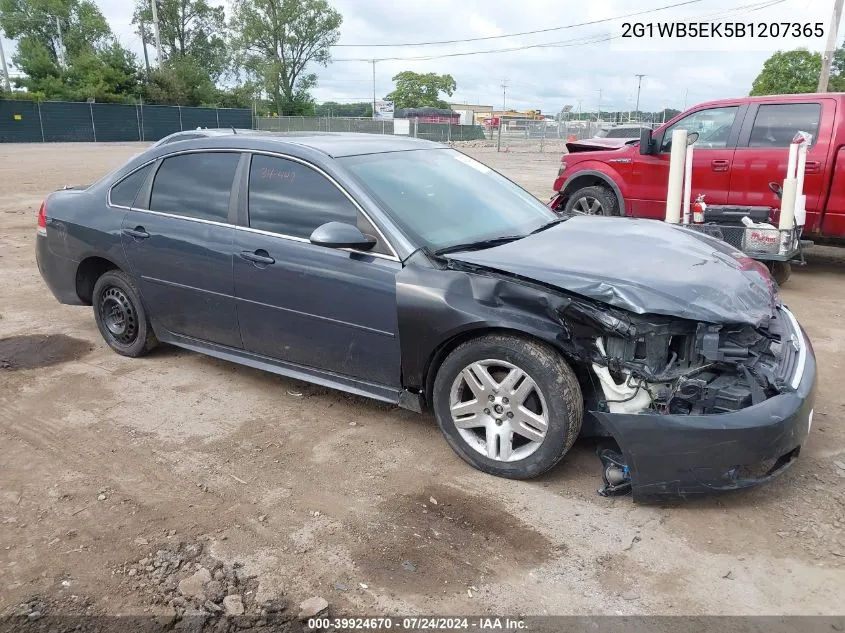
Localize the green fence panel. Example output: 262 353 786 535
141 105 182 141
0 100 42 142
92 103 141 142
180 107 219 130
40 102 94 142
217 108 252 129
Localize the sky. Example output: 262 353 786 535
0 0 839 114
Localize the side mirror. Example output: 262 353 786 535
687 131 700 145
639 128 654 155
310 222 377 251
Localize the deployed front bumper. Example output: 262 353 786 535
590 307 817 502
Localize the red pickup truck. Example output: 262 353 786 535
550 93 845 242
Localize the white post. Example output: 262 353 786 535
779 141 800 232
794 143 808 227
682 141 695 224
665 129 688 223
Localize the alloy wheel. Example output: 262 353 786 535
448 359 549 462
573 196 603 215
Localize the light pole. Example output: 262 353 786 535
634 74 646 122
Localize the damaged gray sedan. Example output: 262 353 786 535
35 134 816 501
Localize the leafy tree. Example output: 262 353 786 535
230 0 341 115
314 101 372 117
0 0 138 101
750 49 823 95
142 55 218 105
133 0 228 80
385 71 456 109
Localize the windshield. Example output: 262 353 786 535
340 149 556 251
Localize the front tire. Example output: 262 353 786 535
92 270 158 357
768 261 791 285
563 185 619 216
432 335 583 479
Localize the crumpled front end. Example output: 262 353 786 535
582 303 816 501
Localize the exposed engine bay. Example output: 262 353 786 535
590 306 798 416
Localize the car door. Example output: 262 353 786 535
729 100 827 233
630 105 745 218
233 152 402 387
121 150 243 348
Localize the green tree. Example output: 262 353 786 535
385 71 456 109
0 0 138 101
142 55 217 105
314 101 372 117
230 0 341 115
133 0 228 80
750 49 823 95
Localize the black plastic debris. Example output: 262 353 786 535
597 448 632 497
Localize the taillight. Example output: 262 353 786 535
557 160 568 177
37 201 47 236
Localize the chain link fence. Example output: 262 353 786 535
253 116 486 143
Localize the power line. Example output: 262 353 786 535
333 0 705 47
332 0 786 62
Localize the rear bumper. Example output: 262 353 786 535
591 309 817 502
36 234 84 305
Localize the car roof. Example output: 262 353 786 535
184 132 445 158
689 92 845 110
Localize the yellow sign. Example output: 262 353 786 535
13 114 22 121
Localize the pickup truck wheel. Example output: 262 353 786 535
432 334 583 479
767 261 791 285
563 185 619 216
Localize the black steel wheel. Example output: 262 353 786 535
92 270 158 357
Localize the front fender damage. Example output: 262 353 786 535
397 252 800 501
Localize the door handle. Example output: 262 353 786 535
122 227 150 239
711 159 730 172
239 250 275 266
804 160 821 174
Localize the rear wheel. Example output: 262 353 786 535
432 334 583 479
563 185 618 216
93 270 157 357
767 261 792 285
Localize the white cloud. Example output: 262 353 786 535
1 0 840 114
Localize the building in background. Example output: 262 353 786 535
448 103 494 126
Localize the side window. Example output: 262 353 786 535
661 106 739 151
248 154 359 240
748 103 821 148
149 152 240 223
110 164 152 207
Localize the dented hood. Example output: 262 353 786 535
445 216 778 326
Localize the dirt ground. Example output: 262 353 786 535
1 143 844 622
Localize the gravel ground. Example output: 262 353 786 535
1 142 844 623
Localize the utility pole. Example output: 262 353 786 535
0 33 11 92
139 17 151 76
818 0 845 92
150 0 163 68
683 87 689 110
634 74 646 122
55 17 67 68
501 79 508 113
372 59 376 120
596 89 602 124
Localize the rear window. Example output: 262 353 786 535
149 152 240 223
748 103 821 147
110 164 152 207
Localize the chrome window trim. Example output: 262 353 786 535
108 147 401 263
106 157 159 210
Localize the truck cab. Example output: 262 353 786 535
552 93 845 241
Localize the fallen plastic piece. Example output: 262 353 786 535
597 448 632 497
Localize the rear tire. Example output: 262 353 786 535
563 185 619 216
768 261 792 285
432 334 583 479
93 270 158 357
